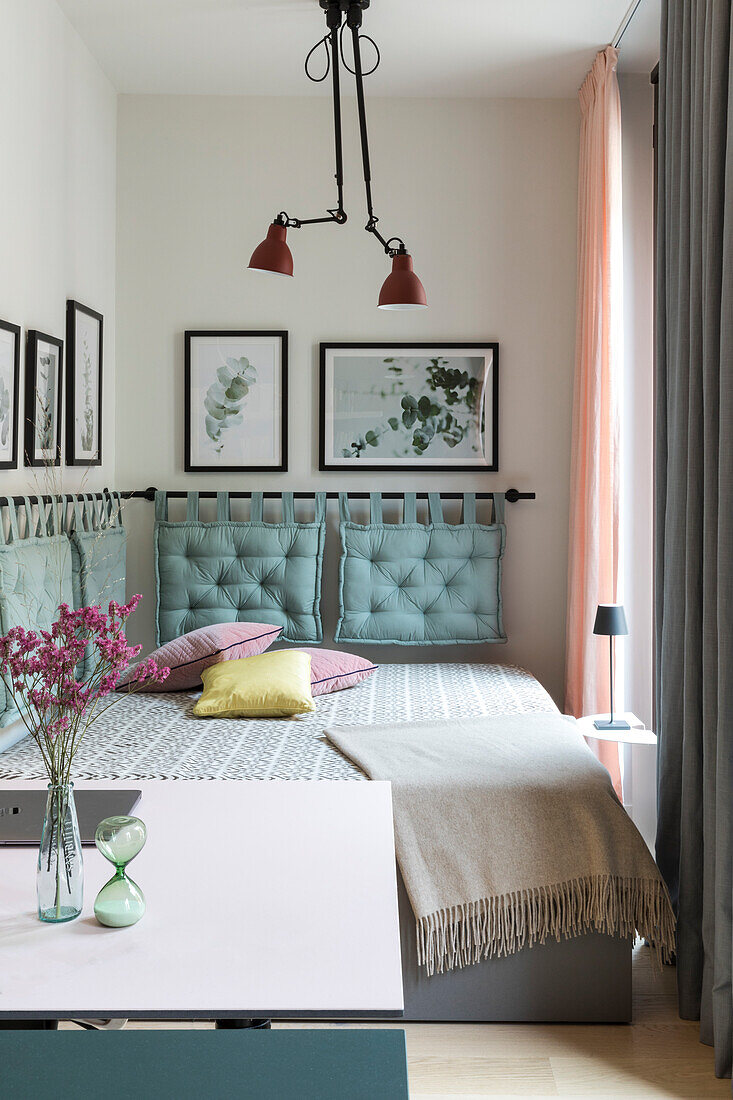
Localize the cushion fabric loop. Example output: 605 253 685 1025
462 493 477 525
403 493 417 524
370 492 383 524
250 492 264 522
186 491 199 522
314 492 327 524
282 492 295 524
71 495 86 535
216 492 230 522
428 493 444 524
339 492 351 524
493 492 506 525
3 502 19 545
21 498 34 540
154 490 168 521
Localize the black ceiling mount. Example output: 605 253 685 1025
319 1 370 10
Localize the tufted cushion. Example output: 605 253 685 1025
69 495 127 678
0 508 74 726
335 492 506 646
154 491 326 646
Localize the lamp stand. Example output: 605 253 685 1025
594 635 630 731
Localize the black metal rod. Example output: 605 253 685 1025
0 489 536 508
0 492 115 508
351 23 375 221
330 21 345 213
117 489 536 504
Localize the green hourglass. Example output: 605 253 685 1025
94 816 147 928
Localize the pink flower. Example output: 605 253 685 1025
0 594 165 778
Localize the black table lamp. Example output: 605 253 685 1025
593 604 630 731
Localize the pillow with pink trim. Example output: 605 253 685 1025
296 648 378 697
118 622 282 692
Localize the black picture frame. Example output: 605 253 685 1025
24 330 63 468
66 300 103 467
319 341 499 472
0 318 21 471
184 330 288 473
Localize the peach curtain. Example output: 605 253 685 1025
565 47 623 793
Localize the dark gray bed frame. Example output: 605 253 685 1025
392 872 632 1023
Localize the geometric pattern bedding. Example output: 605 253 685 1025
0 663 557 783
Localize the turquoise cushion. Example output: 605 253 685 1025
154 491 326 645
0 500 74 727
335 492 506 646
68 494 127 678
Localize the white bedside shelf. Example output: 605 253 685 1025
577 713 657 746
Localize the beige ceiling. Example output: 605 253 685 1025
57 0 660 98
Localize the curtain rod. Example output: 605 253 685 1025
0 488 535 506
122 488 535 504
612 0 644 48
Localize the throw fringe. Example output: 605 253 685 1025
415 874 676 976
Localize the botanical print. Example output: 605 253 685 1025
0 328 15 463
187 334 284 470
204 356 256 456
73 310 100 460
323 348 494 467
34 343 58 458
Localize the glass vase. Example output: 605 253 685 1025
37 783 84 923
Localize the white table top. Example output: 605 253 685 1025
0 780 403 1020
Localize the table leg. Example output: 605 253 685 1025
0 1020 58 1029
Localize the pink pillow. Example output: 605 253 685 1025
296 648 378 697
119 622 282 692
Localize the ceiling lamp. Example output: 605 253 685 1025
248 0 427 310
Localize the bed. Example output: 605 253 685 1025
0 662 633 1023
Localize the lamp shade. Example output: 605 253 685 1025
378 253 427 310
593 603 628 636
248 223 293 277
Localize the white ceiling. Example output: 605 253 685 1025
57 0 660 98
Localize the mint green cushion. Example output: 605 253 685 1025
68 494 127 679
0 500 74 727
154 492 326 646
335 492 506 646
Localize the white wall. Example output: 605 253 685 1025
0 0 117 496
0 0 117 750
115 94 579 704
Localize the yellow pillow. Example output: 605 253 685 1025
192 650 315 719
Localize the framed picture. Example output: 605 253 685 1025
0 319 21 470
319 342 499 472
185 331 288 472
66 300 103 466
25 330 63 467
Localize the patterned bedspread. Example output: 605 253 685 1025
0 664 557 782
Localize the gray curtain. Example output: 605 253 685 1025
655 0 733 1082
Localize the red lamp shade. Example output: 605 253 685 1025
378 253 427 310
248 223 294 277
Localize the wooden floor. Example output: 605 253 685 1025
61 946 728 1098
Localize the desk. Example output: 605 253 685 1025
0 780 403 1021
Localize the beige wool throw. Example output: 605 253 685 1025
326 713 675 975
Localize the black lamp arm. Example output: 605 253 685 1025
276 9 348 232
348 8 410 258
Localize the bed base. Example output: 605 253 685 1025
391 872 632 1023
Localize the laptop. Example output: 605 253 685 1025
0 790 142 847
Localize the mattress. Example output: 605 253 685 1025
0 663 557 783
